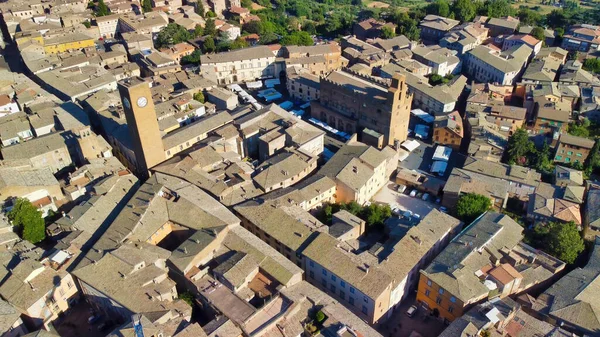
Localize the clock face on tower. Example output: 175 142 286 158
123 98 131 109
137 96 148 108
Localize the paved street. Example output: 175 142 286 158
55 301 110 337
377 293 446 337
373 182 440 218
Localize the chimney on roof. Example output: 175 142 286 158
353 166 358 173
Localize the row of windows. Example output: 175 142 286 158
309 262 362 297
425 279 456 302
312 272 369 315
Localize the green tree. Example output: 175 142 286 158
483 0 514 18
534 140 554 174
427 0 450 17
568 118 591 138
181 49 202 64
504 128 536 165
545 222 585 264
584 140 600 176
142 0 153 13
206 10 217 17
546 10 569 29
95 0 109 16
583 58 600 73
230 37 249 49
341 201 362 216
8 198 45 244
452 0 477 22
303 21 317 35
530 26 546 44
196 1 205 17
241 0 253 8
572 161 584 171
82 20 92 28
260 32 279 44
429 74 451 85
381 26 396 39
393 11 420 40
243 20 264 34
179 291 195 306
203 36 216 52
517 8 542 26
359 203 392 230
287 16 300 31
455 193 491 224
281 31 313 45
204 18 217 37
155 23 192 48
194 24 204 38
193 91 205 102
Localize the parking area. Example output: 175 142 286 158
378 293 446 337
54 301 112 337
374 182 441 218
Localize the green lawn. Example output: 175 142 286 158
511 2 557 14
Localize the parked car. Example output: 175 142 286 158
406 305 418 318
392 207 402 216
413 213 421 221
409 189 418 197
416 192 424 199
439 206 448 213
403 210 413 219
88 315 101 324
397 184 407 193
422 193 429 201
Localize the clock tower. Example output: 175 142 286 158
118 77 165 179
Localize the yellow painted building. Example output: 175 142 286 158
416 274 469 322
14 31 44 46
43 33 95 54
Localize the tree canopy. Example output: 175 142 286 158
94 0 109 16
452 0 477 22
455 193 492 224
527 222 584 264
195 1 205 16
203 36 216 53
391 10 421 41
530 27 546 44
230 37 250 50
193 91 205 103
568 118 591 138
141 0 152 13
426 0 451 17
584 140 600 176
504 128 536 166
381 26 396 39
8 198 45 244
318 201 391 231
204 18 217 37
155 23 192 48
583 58 600 73
517 8 542 26
280 31 314 46
482 0 515 18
